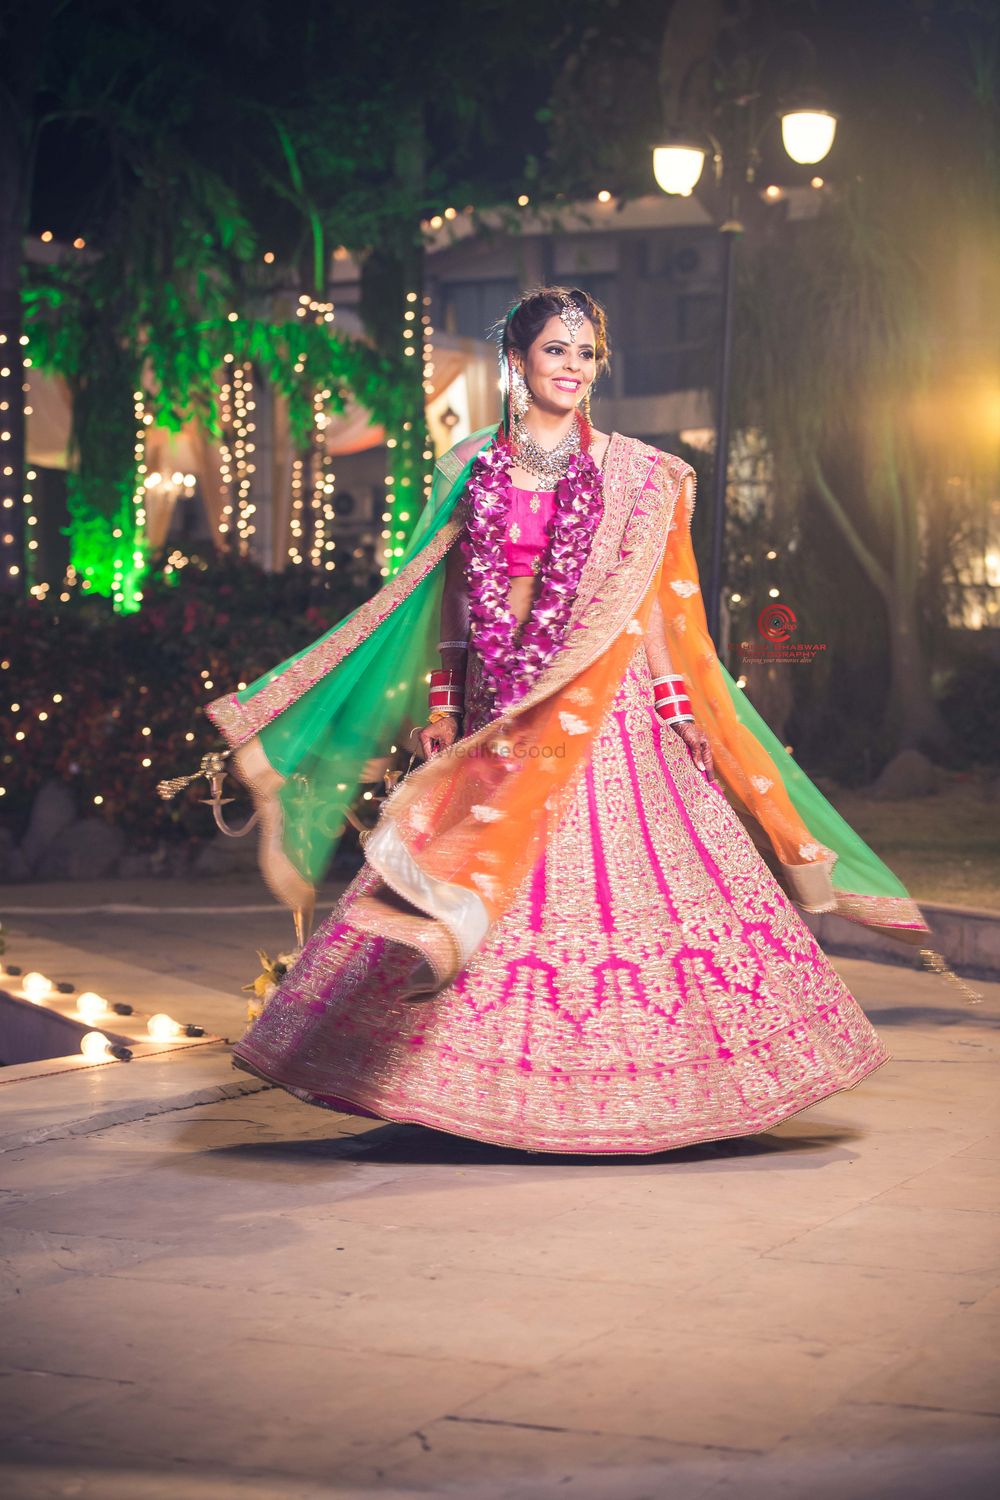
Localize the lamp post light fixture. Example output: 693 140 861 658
652 99 838 651
780 109 838 165
652 133 718 198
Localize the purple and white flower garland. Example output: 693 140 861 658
461 434 604 716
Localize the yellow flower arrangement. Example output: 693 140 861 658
241 949 298 1030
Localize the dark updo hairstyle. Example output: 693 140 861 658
491 284 611 377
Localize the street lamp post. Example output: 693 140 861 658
653 106 838 652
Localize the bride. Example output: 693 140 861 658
205 284 934 1154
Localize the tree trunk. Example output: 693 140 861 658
884 585 952 753
811 455 952 758
883 428 952 754
65 312 142 605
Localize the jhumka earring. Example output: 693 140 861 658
510 361 533 419
581 384 593 422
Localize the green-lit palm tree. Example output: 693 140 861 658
229 0 603 569
2 0 270 601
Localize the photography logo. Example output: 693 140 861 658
738 601 826 665
757 603 798 642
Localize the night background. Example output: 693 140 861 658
1 3 1000 1496
1 0 997 880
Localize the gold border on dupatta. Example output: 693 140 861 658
206 504 467 749
829 889 930 942
733 793 930 942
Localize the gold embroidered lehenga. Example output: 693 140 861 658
207 426 930 1154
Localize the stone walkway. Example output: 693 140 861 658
0 885 998 1497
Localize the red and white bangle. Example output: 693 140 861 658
652 673 694 727
429 666 465 720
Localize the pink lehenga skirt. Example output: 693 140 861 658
232 642 890 1154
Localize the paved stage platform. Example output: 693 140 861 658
0 882 998 1497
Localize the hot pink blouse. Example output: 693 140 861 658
505 485 556 577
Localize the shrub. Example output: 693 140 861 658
0 559 372 853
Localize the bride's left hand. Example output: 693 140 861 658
671 720 715 781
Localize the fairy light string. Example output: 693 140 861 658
383 287 432 578
217 357 258 557
0 327 29 590
285 294 337 573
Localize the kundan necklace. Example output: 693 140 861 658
511 415 581 488
462 414 604 717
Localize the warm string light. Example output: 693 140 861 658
383 290 432 578
284 295 337 572
217 358 257 556
77 991 109 1024
144 473 195 583
421 298 435 507
217 355 234 545
147 1012 183 1041
379 434 397 577
114 388 151 610
309 386 336 572
161 538 195 578
420 204 475 232
12 966 201 1060
80 1032 132 1063
0 328 27 584
22 971 55 1002
22 339 35 586
59 562 80 603
288 455 304 565
234 363 257 551
5 657 66 744
296 293 335 323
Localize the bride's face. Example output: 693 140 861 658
515 314 597 416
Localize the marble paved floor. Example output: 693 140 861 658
0 926 998 1498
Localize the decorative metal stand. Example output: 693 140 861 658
157 752 259 838
157 747 422 948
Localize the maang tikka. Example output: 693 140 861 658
557 294 594 419
556 293 586 342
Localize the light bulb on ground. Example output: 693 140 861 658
80 1031 133 1063
22 972 53 1002
147 1013 183 1041
77 991 109 1024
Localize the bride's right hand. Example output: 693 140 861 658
417 715 461 759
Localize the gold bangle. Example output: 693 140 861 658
427 708 462 724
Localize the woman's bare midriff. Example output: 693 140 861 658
507 573 538 629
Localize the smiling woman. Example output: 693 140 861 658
206 284 940 1156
